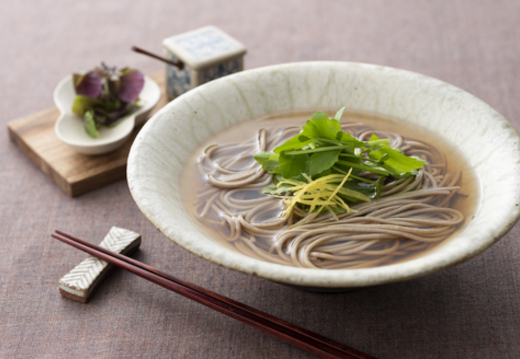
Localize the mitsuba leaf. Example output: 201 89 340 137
73 71 102 98
273 136 312 154
118 68 145 103
266 163 281 174
334 106 345 121
336 131 366 147
290 173 310 182
273 109 362 153
279 153 308 178
300 111 342 141
341 182 376 198
254 151 278 165
369 148 425 177
308 150 341 176
261 183 294 195
300 110 365 147
254 152 281 173
367 134 425 176
335 186 372 202
336 160 390 176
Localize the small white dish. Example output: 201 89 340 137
54 75 161 155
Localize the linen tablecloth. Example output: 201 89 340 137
1 1 519 358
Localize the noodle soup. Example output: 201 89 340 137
179 111 477 269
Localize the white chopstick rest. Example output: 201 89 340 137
58 227 141 303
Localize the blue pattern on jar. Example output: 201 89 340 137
165 53 192 99
201 58 241 84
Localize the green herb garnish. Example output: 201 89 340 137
254 109 426 219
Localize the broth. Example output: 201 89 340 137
178 111 478 269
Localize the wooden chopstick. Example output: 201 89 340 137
52 230 376 359
132 46 184 70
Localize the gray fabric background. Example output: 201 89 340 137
1 1 519 358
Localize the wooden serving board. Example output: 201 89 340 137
7 71 168 197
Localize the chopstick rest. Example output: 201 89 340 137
58 227 141 303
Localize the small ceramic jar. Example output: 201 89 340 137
162 26 247 100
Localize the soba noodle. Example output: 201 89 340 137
186 117 467 269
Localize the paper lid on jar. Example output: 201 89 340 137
162 26 247 70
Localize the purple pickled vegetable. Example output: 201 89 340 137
73 71 102 98
118 69 145 103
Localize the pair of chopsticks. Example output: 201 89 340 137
52 230 376 359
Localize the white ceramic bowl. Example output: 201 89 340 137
54 75 161 155
127 62 520 289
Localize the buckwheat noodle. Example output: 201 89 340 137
192 123 465 269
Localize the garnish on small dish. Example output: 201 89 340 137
72 63 145 138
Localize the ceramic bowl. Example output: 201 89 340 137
54 75 161 155
127 62 520 289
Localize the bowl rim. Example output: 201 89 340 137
128 61 520 288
